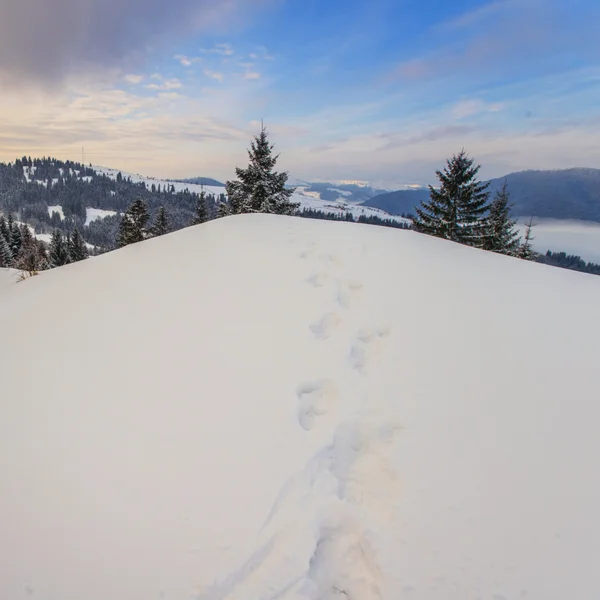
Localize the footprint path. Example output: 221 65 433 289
197 238 398 599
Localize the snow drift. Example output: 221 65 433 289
1 215 600 600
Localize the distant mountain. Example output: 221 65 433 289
362 189 428 217
291 181 387 204
176 177 225 187
364 168 600 222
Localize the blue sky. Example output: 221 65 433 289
0 0 599 186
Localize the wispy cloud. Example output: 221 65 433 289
124 74 145 85
146 78 183 90
175 54 202 67
201 43 235 56
393 0 600 83
0 0 261 86
204 70 224 82
451 99 504 119
243 71 261 80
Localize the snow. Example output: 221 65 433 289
47 205 65 220
93 166 404 222
328 188 353 197
516 218 600 263
94 165 225 198
35 233 52 244
1 215 600 600
292 188 410 224
85 207 118 226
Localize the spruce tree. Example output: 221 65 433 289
217 200 231 218
69 228 89 262
226 124 299 215
516 217 539 261
9 223 22 257
117 199 150 248
413 150 490 247
151 206 171 237
483 180 520 255
0 234 12 267
0 215 9 244
49 229 71 267
191 191 209 225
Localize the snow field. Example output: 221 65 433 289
0 215 599 600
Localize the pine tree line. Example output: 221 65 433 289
0 212 89 273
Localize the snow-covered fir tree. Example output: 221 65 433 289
216 199 231 218
0 215 9 244
151 206 171 237
69 228 89 262
117 199 150 248
413 150 490 247
483 180 520 255
226 125 299 216
191 191 209 225
49 229 71 267
516 217 539 261
9 221 22 257
0 233 12 267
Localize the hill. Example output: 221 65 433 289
0 158 403 253
176 176 225 187
1 215 599 599
365 168 600 222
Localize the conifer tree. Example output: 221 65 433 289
191 191 209 225
9 223 22 257
151 206 171 237
69 228 89 262
0 234 12 267
516 217 539 261
217 200 231 218
226 124 298 215
49 229 71 267
413 150 490 247
117 199 150 248
483 180 520 255
0 215 9 244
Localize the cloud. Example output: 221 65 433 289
0 0 265 86
201 43 235 56
451 99 504 119
146 78 183 90
243 72 261 80
175 55 202 67
393 0 600 83
124 74 145 85
204 70 225 82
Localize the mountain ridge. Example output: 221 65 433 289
364 167 600 222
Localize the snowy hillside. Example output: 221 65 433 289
292 187 411 223
1 216 600 600
94 165 226 198
96 165 408 223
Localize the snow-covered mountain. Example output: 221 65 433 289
1 215 599 599
95 166 410 224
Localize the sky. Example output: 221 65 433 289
0 0 599 187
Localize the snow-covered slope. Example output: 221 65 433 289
94 165 225 198
292 187 410 223
95 165 407 223
1 216 599 600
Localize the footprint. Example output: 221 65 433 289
348 326 392 373
310 313 342 340
296 380 338 431
319 252 343 268
335 280 364 309
300 243 319 260
307 519 383 600
307 273 331 288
